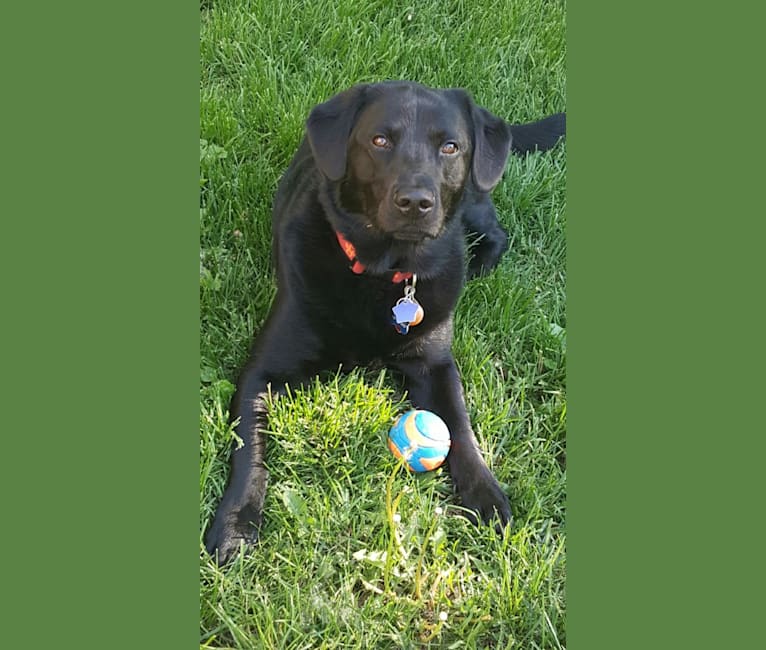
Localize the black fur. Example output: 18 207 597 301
205 82 565 564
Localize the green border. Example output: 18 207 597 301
2 3 198 647
6 1 764 646
569 3 764 648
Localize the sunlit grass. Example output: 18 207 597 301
201 1 566 647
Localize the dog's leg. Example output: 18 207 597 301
204 374 274 565
394 353 512 528
462 112 565 279
204 304 319 565
462 189 509 279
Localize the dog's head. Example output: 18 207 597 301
307 82 512 242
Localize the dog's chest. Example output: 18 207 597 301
281 216 464 361
312 272 458 357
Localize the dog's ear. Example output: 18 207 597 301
450 90 512 193
470 103 513 192
306 85 368 181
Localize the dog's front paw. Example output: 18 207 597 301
466 246 500 280
452 462 513 530
466 230 509 280
204 501 262 565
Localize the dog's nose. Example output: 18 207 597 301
394 188 435 216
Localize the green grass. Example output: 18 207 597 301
200 1 566 647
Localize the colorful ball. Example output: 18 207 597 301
387 409 451 472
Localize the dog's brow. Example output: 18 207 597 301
371 124 402 140
365 120 405 139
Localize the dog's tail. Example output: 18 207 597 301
509 112 566 155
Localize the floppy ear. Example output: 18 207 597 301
306 85 368 181
470 102 513 192
446 89 511 191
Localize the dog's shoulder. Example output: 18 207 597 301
273 137 321 229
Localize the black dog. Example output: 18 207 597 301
205 81 565 564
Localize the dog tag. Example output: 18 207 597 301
393 320 410 335
391 275 423 334
392 299 421 325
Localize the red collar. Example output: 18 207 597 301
335 232 412 284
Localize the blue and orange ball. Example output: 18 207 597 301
388 409 451 472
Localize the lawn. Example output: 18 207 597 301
200 1 566 648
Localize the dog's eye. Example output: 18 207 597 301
372 135 389 148
441 141 459 155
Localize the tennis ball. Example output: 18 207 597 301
387 409 451 472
